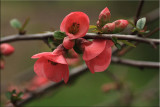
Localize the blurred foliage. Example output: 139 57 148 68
1 1 159 107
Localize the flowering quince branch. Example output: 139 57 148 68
1 7 160 85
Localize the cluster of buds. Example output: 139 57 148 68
97 7 128 33
0 43 15 69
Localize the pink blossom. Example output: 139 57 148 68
60 12 89 40
113 19 128 32
0 43 14 56
102 23 115 33
97 7 111 28
31 47 69 83
82 39 113 73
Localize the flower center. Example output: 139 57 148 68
68 22 80 34
48 60 57 65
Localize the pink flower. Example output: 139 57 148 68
0 43 14 56
31 46 69 83
102 23 115 33
97 7 111 28
113 19 128 32
82 39 113 73
60 12 89 40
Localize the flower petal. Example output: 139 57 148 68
32 51 67 64
85 47 112 73
60 12 89 39
31 52 54 59
44 62 69 83
34 58 47 77
83 39 106 61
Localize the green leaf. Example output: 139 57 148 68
111 37 117 44
136 17 146 30
10 19 22 29
89 25 97 29
115 43 121 50
144 30 150 33
5 92 12 100
11 89 16 94
118 40 136 48
17 92 23 98
54 31 66 40
48 38 53 43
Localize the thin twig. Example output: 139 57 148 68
117 27 159 56
134 0 145 25
111 57 160 68
1 32 160 45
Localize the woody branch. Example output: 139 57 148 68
1 32 160 45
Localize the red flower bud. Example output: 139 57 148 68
97 7 111 28
0 60 5 69
0 43 14 56
102 23 115 33
63 37 75 49
113 19 128 33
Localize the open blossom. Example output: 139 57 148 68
31 46 69 83
60 12 89 40
82 39 113 73
0 43 14 56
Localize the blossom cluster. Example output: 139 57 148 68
32 7 128 83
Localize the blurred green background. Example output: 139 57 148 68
1 1 159 106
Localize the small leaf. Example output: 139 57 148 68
54 31 66 40
5 92 12 100
10 19 22 29
111 37 117 44
11 89 16 94
119 40 136 48
89 25 97 29
144 30 150 33
115 43 121 50
131 28 137 32
136 17 146 30
17 92 23 98
48 38 53 43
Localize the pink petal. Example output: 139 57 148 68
85 47 112 73
32 52 67 64
34 58 47 77
106 40 114 48
60 12 89 39
31 52 54 59
62 66 69 83
44 62 69 83
83 39 106 61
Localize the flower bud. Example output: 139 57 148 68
113 19 128 33
0 60 5 69
63 37 75 49
97 7 111 28
0 43 14 56
102 23 115 33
